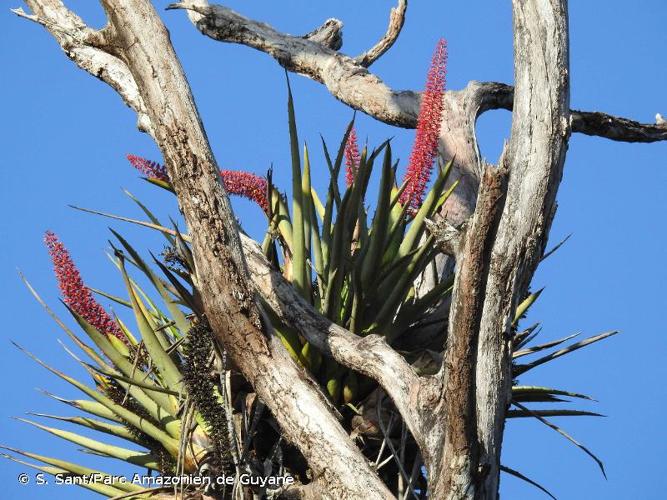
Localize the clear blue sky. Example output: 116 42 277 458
1 1 666 499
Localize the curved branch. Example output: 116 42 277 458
12 3 153 134
355 0 408 67
241 234 434 446
464 83 667 143
169 1 420 127
172 2 667 146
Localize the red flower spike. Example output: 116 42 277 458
220 170 269 215
127 154 270 215
344 127 361 187
44 231 128 344
399 38 447 209
127 154 169 182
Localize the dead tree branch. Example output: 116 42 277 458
355 0 408 67
170 1 667 145
472 1 571 497
168 1 420 128
433 164 508 499
571 110 667 142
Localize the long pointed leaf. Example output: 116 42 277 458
286 76 308 299
67 306 177 415
500 464 557 500
515 331 618 375
361 143 394 288
19 273 108 367
116 254 183 393
37 390 123 423
123 189 175 246
14 343 181 457
513 332 579 358
512 385 596 402
28 413 139 443
513 288 544 326
111 229 189 334
507 409 604 418
512 402 606 477
15 418 162 470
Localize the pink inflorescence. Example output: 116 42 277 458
220 169 270 215
344 127 361 187
127 154 169 182
127 154 270 215
44 231 127 343
399 38 448 209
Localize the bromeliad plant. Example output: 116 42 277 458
129 108 459 407
5 39 615 499
125 41 457 407
10 230 241 498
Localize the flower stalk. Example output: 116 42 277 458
399 38 448 209
44 231 127 343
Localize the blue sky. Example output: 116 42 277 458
1 1 666 498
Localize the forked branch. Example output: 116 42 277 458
241 234 432 445
171 1 667 145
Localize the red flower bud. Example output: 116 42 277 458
127 155 270 214
344 127 361 187
220 170 269 215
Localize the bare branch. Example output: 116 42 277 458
169 1 420 127
355 0 408 67
472 1 571 497
302 18 343 51
572 110 667 143
13 2 153 134
433 163 508 499
445 83 667 143
172 3 667 147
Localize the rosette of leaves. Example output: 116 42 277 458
130 87 615 489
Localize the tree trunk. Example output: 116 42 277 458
426 1 571 498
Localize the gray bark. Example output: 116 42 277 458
473 2 570 496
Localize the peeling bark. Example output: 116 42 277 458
431 165 508 500
474 1 571 497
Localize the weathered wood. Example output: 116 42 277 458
473 1 571 497
354 0 408 68
430 164 508 500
